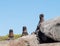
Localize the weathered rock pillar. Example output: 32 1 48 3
35 14 59 43
8 29 14 40
39 14 44 23
22 26 28 36
35 14 44 34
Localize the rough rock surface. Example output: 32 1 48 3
0 35 39 46
40 17 60 41
0 35 60 46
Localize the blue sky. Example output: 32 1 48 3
0 0 60 36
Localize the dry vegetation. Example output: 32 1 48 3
0 34 22 41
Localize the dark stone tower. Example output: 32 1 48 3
8 29 14 40
39 14 44 23
22 26 28 36
35 14 44 34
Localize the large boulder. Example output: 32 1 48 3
40 17 60 41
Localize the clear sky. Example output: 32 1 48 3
0 0 60 36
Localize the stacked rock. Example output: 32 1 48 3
22 26 28 36
8 29 14 40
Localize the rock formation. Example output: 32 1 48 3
35 14 44 34
0 34 60 46
40 17 60 41
0 35 39 46
8 29 14 40
22 26 28 36
0 17 60 46
35 14 60 43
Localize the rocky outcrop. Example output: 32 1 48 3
40 17 60 41
0 17 60 46
0 34 60 46
0 35 39 46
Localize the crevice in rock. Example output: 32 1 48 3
37 31 60 44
